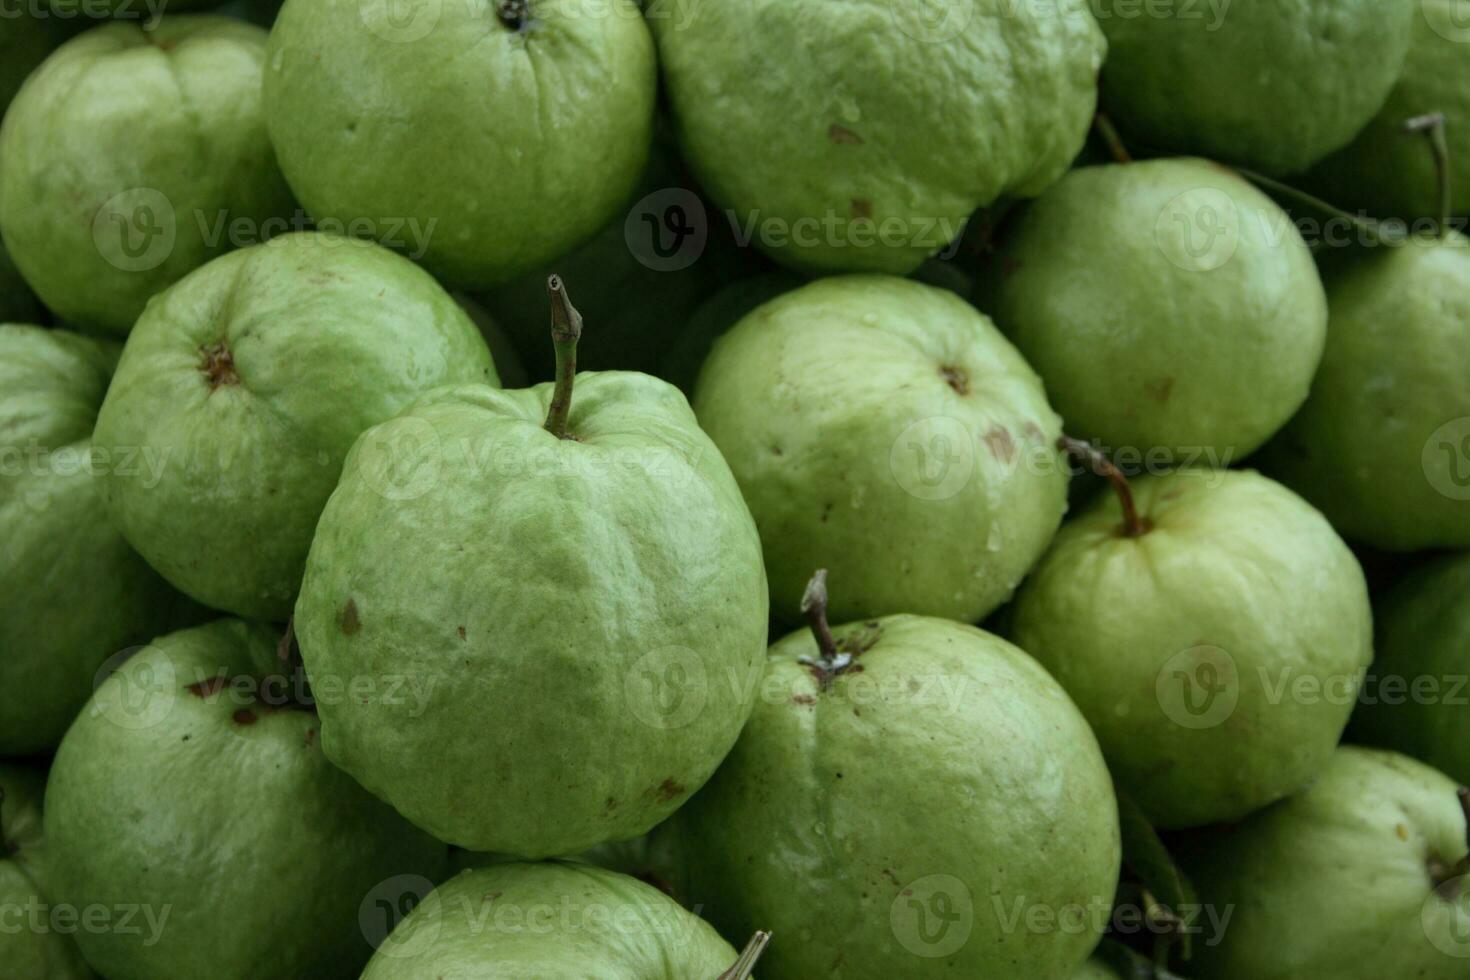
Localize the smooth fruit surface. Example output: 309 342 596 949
0 18 295 334
94 232 496 620
653 0 1106 274
1262 233 1470 551
1096 0 1414 175
0 324 190 754
659 614 1121 979
44 619 448 980
265 0 656 288
985 158 1326 463
295 372 768 857
361 862 738 977
1011 468 1372 828
695 275 1068 624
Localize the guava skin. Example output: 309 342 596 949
43 619 448 980
652 0 1106 275
1261 233 1470 551
1176 747 1470 980
294 371 769 857
0 18 296 335
1351 553 1470 784
362 862 738 978
983 159 1326 463
1010 468 1373 829
1096 0 1414 176
1073 959 1118 980
659 271 804 396
657 615 1122 979
0 764 94 979
264 0 656 289
1309 0 1470 222
693 275 1069 625
0 325 195 754
93 232 496 621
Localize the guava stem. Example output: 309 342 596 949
277 616 296 666
1234 168 1404 247
1405 113 1453 237
801 570 839 663
1093 113 1132 165
1429 787 1470 896
717 931 771 980
1058 436 1148 538
496 0 529 30
543 274 583 440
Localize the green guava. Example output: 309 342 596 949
294 279 768 857
1074 959 1118 980
1095 0 1414 175
0 240 43 325
0 764 94 979
361 863 746 978
655 585 1121 979
0 10 62 112
652 0 1106 274
44 618 448 979
981 158 1326 464
93 232 497 621
1261 232 1470 551
694 274 1068 624
1309 0 1470 221
1176 746 1470 979
1351 552 1470 784
1010 466 1372 829
0 324 196 754
659 272 803 396
264 0 656 289
0 17 296 335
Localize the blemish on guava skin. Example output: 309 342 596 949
185 676 228 698
199 342 239 390
232 708 257 725
604 796 618 812
851 198 873 219
457 626 467 640
652 779 685 803
496 0 532 31
983 425 1016 463
338 599 361 636
1145 377 1175 404
940 365 970 395
828 123 864 145
792 693 816 706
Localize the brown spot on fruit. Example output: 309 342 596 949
1397 823 1409 841
1145 377 1175 404
605 797 618 812
199 342 240 390
984 425 1016 462
338 599 361 636
851 198 873 219
185 676 228 698
457 626 467 640
793 694 816 706
653 779 685 803
232 709 257 725
940 365 970 395
828 123 864 145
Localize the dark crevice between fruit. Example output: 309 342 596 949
199 341 240 390
1429 787 1470 898
0 787 12 857
1059 435 1151 538
940 365 969 395
798 570 874 690
181 619 317 722
496 0 531 32
543 274 583 441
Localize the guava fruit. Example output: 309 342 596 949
659 272 802 396
1261 232 1470 551
0 240 43 324
93 232 496 620
264 0 656 289
1010 462 1372 828
0 764 94 979
0 10 62 112
294 277 768 857
44 618 448 980
981 158 1326 464
1074 959 1119 979
1095 0 1414 175
1176 746 1470 979
0 17 295 335
361 862 752 978
1351 552 1470 784
651 0 1106 274
1309 0 1470 221
655 573 1121 979
693 274 1068 624
0 324 195 754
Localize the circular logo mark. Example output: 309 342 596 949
1423 0 1470 43
889 0 975 43
624 188 708 272
1154 187 1240 272
359 0 442 43
625 646 708 730
92 188 175 273
359 874 440 956
1423 877 1470 958
890 416 976 501
1423 417 1470 501
1156 645 1239 730
890 874 974 959
354 415 442 502
89 646 176 731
